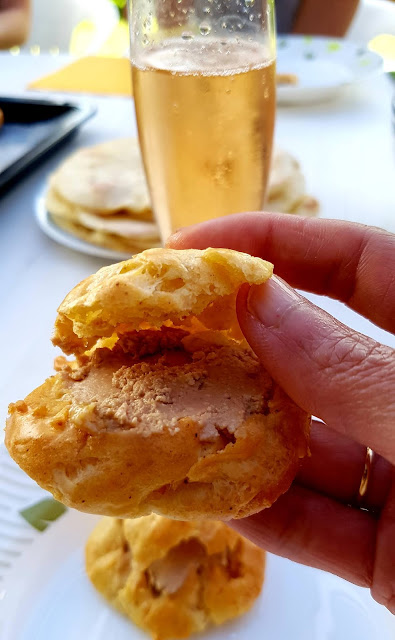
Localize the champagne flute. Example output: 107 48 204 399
130 0 276 242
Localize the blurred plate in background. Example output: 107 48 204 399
276 36 383 105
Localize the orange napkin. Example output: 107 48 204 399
28 56 133 97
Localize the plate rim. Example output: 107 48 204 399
276 34 384 104
34 190 134 262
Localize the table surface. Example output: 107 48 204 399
0 52 394 432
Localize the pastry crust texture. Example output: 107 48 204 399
266 149 319 217
5 247 310 520
51 213 160 254
85 515 265 640
52 247 273 355
44 142 318 254
48 137 151 215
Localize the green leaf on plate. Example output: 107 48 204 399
327 42 341 52
20 498 67 532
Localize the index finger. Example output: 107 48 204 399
168 213 395 333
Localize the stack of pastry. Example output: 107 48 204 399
45 138 161 253
268 148 319 217
86 514 266 640
45 139 319 255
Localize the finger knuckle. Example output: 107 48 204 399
372 586 395 614
312 330 394 383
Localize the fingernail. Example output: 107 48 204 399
165 227 186 248
247 275 301 328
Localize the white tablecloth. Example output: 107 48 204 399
0 53 394 431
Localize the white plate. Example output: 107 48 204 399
2 509 394 640
0 446 47 587
35 194 134 262
276 36 383 105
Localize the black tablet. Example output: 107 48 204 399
0 96 96 191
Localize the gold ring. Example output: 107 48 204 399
357 447 374 506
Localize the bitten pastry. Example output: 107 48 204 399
86 515 265 640
6 248 310 520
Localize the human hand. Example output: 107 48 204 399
168 212 395 613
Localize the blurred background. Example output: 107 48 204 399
2 0 395 71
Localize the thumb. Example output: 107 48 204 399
237 276 395 464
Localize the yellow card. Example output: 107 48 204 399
28 56 132 97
